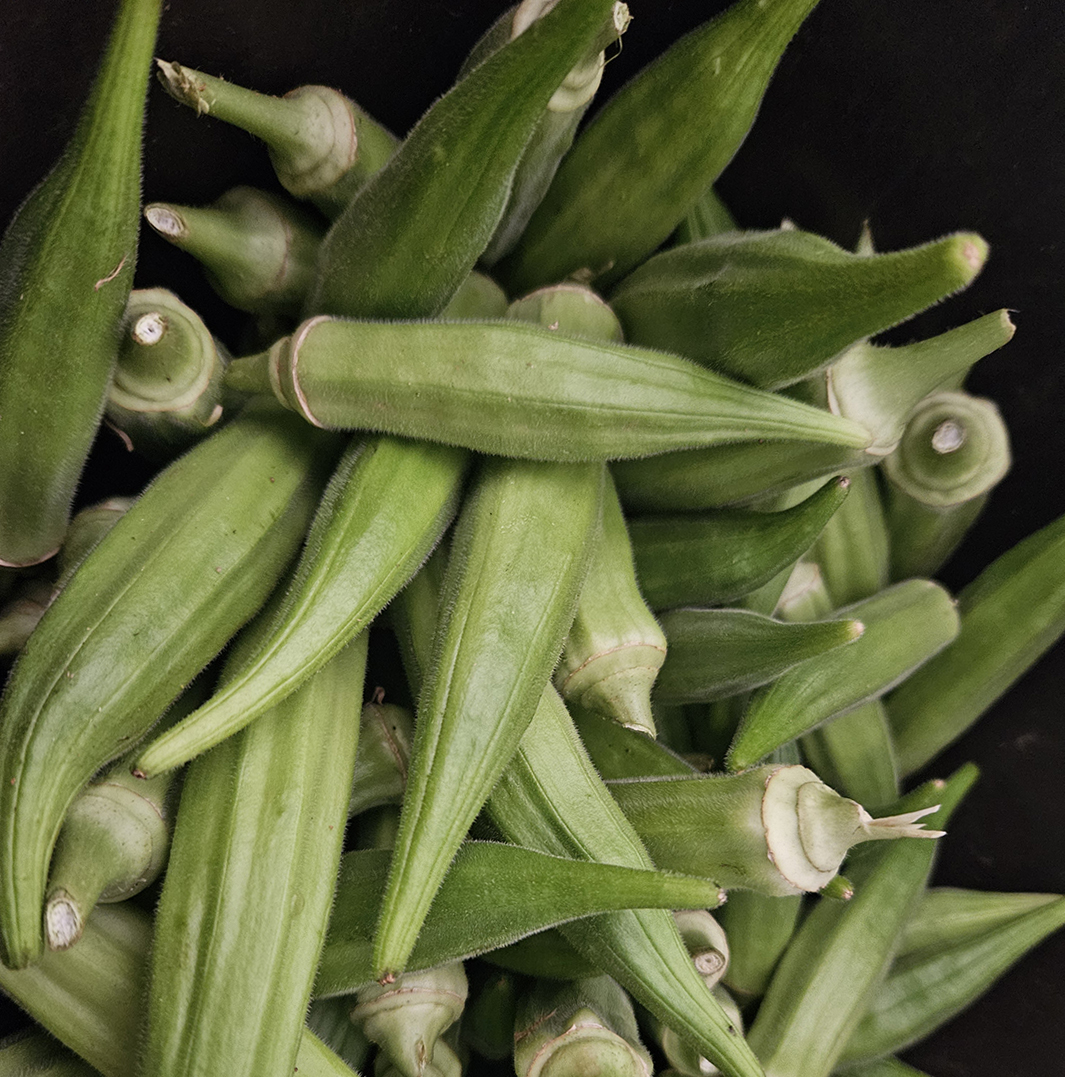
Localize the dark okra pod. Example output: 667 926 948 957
629 476 851 609
155 61 397 218
0 903 363 1077
226 316 873 462
308 0 625 319
132 434 467 777
0 1030 98 1077
881 390 1012 581
653 607 863 704
838 888 1065 1067
608 764 944 896
372 457 603 978
144 187 324 315
499 0 823 293
609 229 988 390
483 928 602 982
826 309 1014 455
744 767 976 1077
0 0 161 567
716 889 802 1001
463 968 522 1062
727 578 959 771
0 405 332 968
0 577 53 656
613 439 872 514
306 996 372 1075
392 547 762 1077
886 506 1065 776
317 840 726 996
513 975 653 1077
143 632 368 1077
347 696 415 818
105 288 228 459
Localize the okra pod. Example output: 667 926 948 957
838 890 1065 1066
716 889 802 1000
674 186 739 245
513 975 653 1077
308 0 623 319
653 607 864 704
629 476 851 609
226 316 873 461
132 434 467 776
571 707 696 780
643 985 744 1077
105 288 228 459
348 696 415 819
0 578 53 656
0 0 161 567
143 633 368 1077
372 456 603 977
499 0 823 293
744 767 976 1077
0 1030 98 1076
155 61 397 218
463 969 521 1062
609 764 943 896
727 579 959 771
609 229 988 390
144 186 324 315
0 405 330 968
886 506 1065 775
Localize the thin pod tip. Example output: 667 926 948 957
43 891 82 951
144 203 187 239
155 58 208 114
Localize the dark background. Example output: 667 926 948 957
1 1 1063 1073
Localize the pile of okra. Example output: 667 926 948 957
1 0 1063 1075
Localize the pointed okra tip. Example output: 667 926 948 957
156 59 211 115
943 231 989 290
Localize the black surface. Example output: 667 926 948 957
1 1 1063 1073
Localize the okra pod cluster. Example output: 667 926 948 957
2 1 1062 1075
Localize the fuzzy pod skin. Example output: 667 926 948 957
132 434 467 777
716 889 802 1001
307 0 624 320
653 607 864 704
439 270 510 319
143 632 368 1077
0 903 365 1077
825 310 1015 456
391 544 762 1077
317 841 726 996
0 405 330 969
629 475 851 609
513 975 653 1077
838 890 1065 1067
612 439 872 513
884 489 988 583
498 0 823 294
54 499 134 594
727 578 959 771
371 456 603 978
609 229 988 391
608 764 944 897
347 697 415 818
144 186 325 316
225 316 872 462
571 707 697 780
0 0 161 568
155 61 397 219
886 506 1065 776
106 288 228 459
744 768 976 1077
643 985 744 1077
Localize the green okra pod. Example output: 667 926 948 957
674 187 739 245
483 927 602 982
305 996 372 1074
612 438 872 513
307 0 624 319
372 456 603 978
0 405 331 969
608 229 988 390
318 840 726 996
838 889 1065 1067
0 1030 99 1077
672 909 731 991
629 476 851 609
0 903 364 1077
0 577 53 656
105 288 228 459
571 707 697 780
144 186 325 315
347 695 415 819
653 607 864 704
513 975 653 1077
716 889 802 1001
727 579 959 771
155 60 397 218
0 0 161 567
744 767 976 1077
226 315 872 461
642 985 744 1077
132 434 467 777
886 506 1065 776
608 764 943 897
464 969 522 1062
53 499 134 594
440 270 509 319
499 0 823 293
825 310 1014 455
143 632 368 1077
